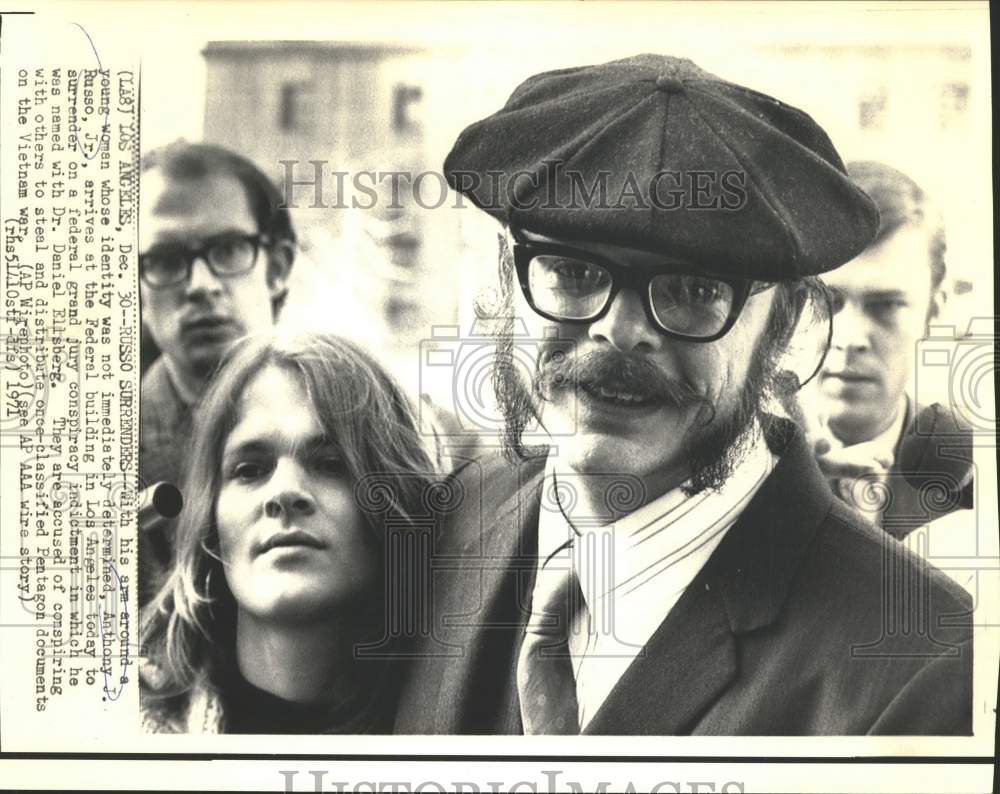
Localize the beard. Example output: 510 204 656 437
493 323 784 496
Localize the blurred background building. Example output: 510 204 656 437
200 41 467 399
746 39 986 307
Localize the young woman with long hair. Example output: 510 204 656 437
140 332 441 733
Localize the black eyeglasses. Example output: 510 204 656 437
139 233 269 288
511 238 775 342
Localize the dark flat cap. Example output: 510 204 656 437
444 54 879 280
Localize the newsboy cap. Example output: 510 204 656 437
444 54 879 280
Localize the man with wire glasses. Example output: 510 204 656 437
394 55 972 735
138 142 295 601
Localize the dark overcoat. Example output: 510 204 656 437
880 400 975 539
394 421 973 735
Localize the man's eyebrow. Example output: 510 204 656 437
862 289 909 300
202 228 258 239
147 228 255 247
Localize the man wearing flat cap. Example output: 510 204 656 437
395 55 972 735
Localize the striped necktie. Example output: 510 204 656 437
516 554 584 734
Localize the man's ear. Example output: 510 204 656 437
927 284 947 325
497 232 510 276
266 239 295 298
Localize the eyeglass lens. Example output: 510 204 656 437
527 254 736 338
141 235 257 286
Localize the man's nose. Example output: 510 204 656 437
185 256 224 297
831 300 871 353
263 459 316 520
588 288 662 353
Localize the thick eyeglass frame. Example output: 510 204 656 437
511 236 776 343
139 232 271 289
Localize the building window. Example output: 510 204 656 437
392 84 423 133
940 82 969 130
279 82 313 132
858 87 888 130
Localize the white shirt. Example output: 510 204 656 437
827 396 907 523
534 428 777 730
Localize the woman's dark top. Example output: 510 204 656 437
140 656 398 734
221 665 395 734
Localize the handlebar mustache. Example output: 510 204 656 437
535 349 704 409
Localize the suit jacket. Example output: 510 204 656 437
394 420 973 735
879 400 974 539
138 358 193 606
139 356 194 488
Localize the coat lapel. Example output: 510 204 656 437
585 420 833 734
583 574 736 734
432 455 545 733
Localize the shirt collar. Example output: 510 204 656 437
875 394 909 466
538 424 777 609
826 394 908 467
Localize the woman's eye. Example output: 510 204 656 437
315 455 346 476
232 461 267 482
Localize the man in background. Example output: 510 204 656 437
138 142 295 601
139 142 296 486
806 161 973 538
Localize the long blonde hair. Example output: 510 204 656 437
141 332 440 693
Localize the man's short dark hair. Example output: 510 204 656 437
141 141 296 316
847 161 946 292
